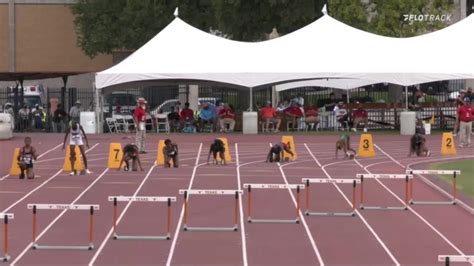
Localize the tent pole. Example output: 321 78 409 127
249 87 253 111
405 86 408 110
347 89 350 104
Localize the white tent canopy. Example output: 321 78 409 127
96 12 474 90
275 78 379 91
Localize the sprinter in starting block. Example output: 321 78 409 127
266 142 294 162
163 139 179 168
409 119 431 157
63 122 91 175
18 137 38 179
119 144 143 171
336 132 356 159
207 139 226 165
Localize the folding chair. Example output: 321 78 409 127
106 117 117 133
155 114 170 133
113 115 127 133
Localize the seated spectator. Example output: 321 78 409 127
304 104 319 130
333 101 348 130
167 106 181 132
284 101 304 130
218 103 236 133
199 102 216 132
180 102 195 130
259 101 281 132
351 102 368 132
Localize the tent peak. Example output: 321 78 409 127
173 7 179 17
321 4 328 16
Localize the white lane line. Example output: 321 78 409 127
364 144 474 263
88 163 160 265
235 144 248 266
304 143 400 266
10 167 110 266
271 143 324 266
165 143 204 266
1 143 100 213
0 143 63 181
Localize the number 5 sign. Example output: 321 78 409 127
358 134 376 157
441 132 457 155
108 143 124 169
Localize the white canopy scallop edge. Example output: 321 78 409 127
96 13 474 90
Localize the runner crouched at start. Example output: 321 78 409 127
18 137 38 179
163 139 179 168
120 144 144 171
63 122 91 175
266 142 294 162
207 139 226 165
336 132 357 159
409 120 431 157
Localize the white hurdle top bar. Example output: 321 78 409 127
302 178 360 184
407 170 461 175
243 184 305 189
179 189 243 195
0 213 14 219
108 196 177 202
438 255 474 262
356 174 413 179
27 204 100 210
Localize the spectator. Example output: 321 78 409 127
465 87 474 101
214 101 224 132
167 106 181 132
414 87 425 103
18 104 30 132
458 97 474 148
284 101 304 130
334 101 348 130
351 102 368 132
69 100 81 124
324 93 337 111
133 97 147 153
304 104 319 130
218 103 236 133
180 102 195 132
53 104 67 133
260 101 281 132
114 99 122 114
453 91 466 136
199 102 215 132
33 105 45 130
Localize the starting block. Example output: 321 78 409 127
216 138 232 163
9 148 21 176
108 196 176 240
63 146 85 172
281 136 297 160
406 170 460 205
438 255 474 265
243 183 304 224
178 189 242 231
357 174 413 211
27 204 99 250
0 213 13 262
107 143 123 169
302 178 359 217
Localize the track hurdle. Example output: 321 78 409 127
0 213 13 261
357 174 413 211
243 183 304 224
406 170 460 205
302 178 359 217
438 255 474 265
108 196 176 240
28 204 99 250
178 189 242 231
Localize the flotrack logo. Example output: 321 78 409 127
403 14 452 22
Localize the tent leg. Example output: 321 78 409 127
405 86 408 110
249 87 253 111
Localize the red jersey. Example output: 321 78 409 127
458 105 474 122
284 106 303 117
133 107 146 122
260 106 276 119
304 107 318 117
352 109 368 118
180 108 194 120
219 108 235 119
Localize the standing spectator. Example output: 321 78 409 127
114 99 122 115
414 87 425 104
218 103 236 133
351 102 369 132
324 93 337 111
33 105 45 130
458 97 474 148
19 104 30 132
167 106 181 132
465 87 473 101
69 100 81 125
284 101 304 130
133 98 147 153
334 101 348 130
199 102 215 132
53 104 67 133
260 101 281 132
453 91 465 136
304 104 319 130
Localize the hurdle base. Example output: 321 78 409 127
183 225 238 232
410 200 456 205
305 210 355 217
1 255 10 262
360 206 408 211
113 233 171 240
32 243 94 250
248 218 299 224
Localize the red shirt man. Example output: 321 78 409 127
457 98 474 147
180 103 194 121
260 105 277 119
284 105 304 117
133 105 146 123
352 102 368 131
218 106 235 119
458 102 474 123
218 104 236 132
